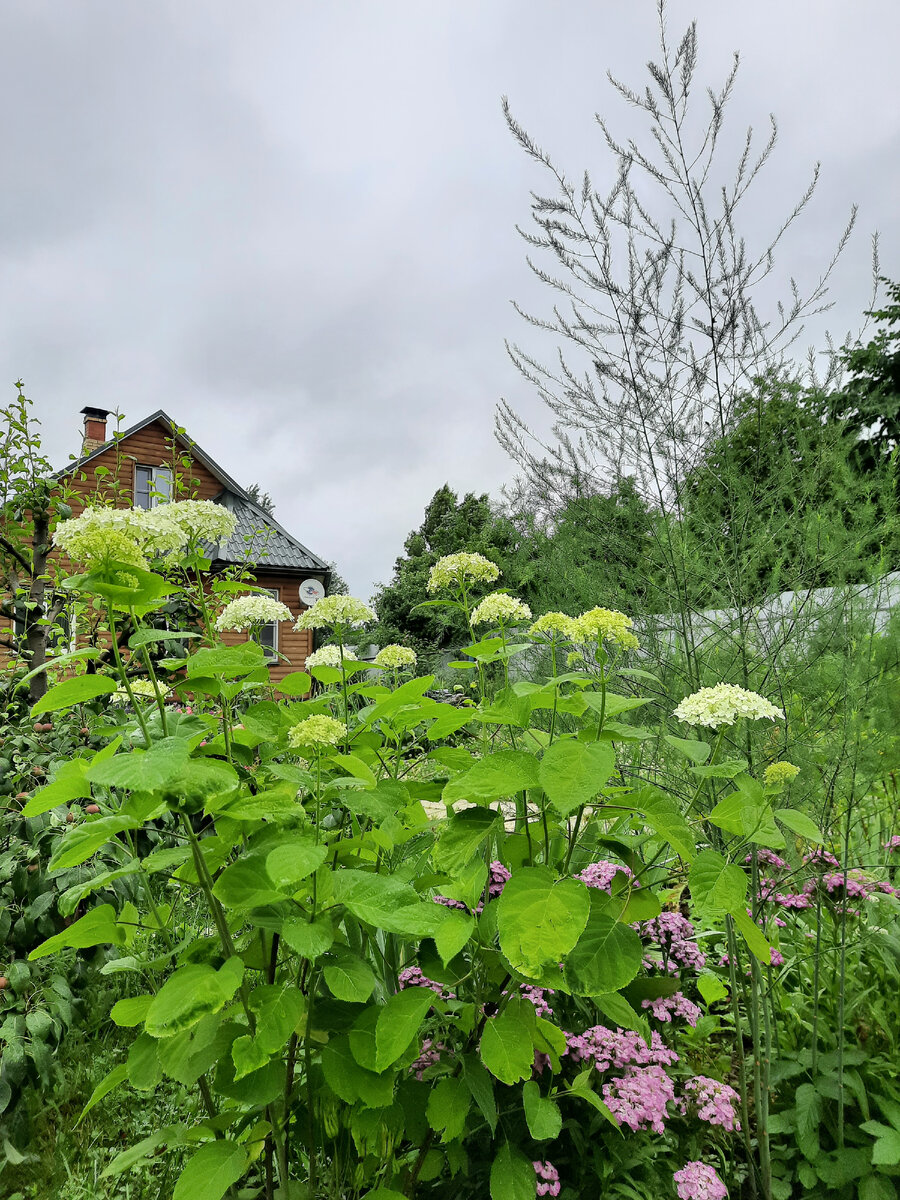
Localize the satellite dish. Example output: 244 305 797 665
299 578 326 605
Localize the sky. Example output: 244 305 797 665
2 1 898 597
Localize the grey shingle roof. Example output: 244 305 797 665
208 491 329 573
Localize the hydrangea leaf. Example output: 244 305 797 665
498 867 590 974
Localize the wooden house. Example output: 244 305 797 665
0 407 330 684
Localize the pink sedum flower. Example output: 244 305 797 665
533 1160 561 1198
674 1161 728 1200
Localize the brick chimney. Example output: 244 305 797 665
80 406 111 456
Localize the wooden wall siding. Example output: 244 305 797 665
63 420 222 515
0 421 313 682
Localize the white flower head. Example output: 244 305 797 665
112 678 161 703
528 611 579 640
287 714 345 749
305 644 359 669
574 607 639 651
673 683 784 729
427 552 500 593
470 592 532 626
215 594 293 632
763 761 800 787
374 644 417 670
167 499 237 544
54 506 186 566
294 594 375 630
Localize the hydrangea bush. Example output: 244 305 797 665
11 539 898 1199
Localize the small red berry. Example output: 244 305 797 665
84 804 100 815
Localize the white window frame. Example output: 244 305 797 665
134 464 174 509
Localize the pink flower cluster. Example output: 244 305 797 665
398 965 454 998
533 1160 560 1197
409 1038 444 1080
641 991 702 1026
602 1064 675 1133
681 1076 741 1131
803 849 840 870
433 860 511 915
519 984 555 1018
745 848 789 872
674 1161 728 1200
884 835 900 853
638 912 707 973
576 859 636 892
565 1025 678 1072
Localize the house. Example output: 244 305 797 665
0 407 330 685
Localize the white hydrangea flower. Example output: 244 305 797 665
215 594 293 632
294 594 375 630
374 644 417 670
427 552 500 593
112 678 161 703
763 760 800 787
673 683 784 729
167 499 237 544
470 592 532 626
574 607 639 651
528 611 579 640
305 644 359 669
287 714 345 748
55 504 190 563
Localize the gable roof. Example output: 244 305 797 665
53 409 253 501
55 409 329 576
210 491 329 573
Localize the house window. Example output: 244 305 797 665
134 465 173 509
252 588 280 660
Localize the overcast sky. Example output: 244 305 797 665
2 1 898 597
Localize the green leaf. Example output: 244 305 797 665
581 692 652 719
110 995 153 1027
48 814 142 871
442 750 540 804
663 734 711 764
187 642 265 678
73 1062 128 1127
31 674 116 716
21 761 92 816
730 908 772 964
523 1079 562 1140
274 669 312 696
863 1125 900 1166
332 871 444 937
708 792 785 849
689 757 749 779
86 737 190 793
144 960 243 1039
462 1053 497 1133
689 850 747 913
565 891 643 995
594 992 649 1040
434 910 474 965
375 987 434 1071
629 786 696 859
433 808 500 875
427 1076 471 1142
795 1083 823 1162
280 918 334 959
475 687 535 728
321 1034 394 1108
250 986 306 1055
265 837 327 891
127 1032 161 1091
29 904 125 960
323 948 376 1002
480 1001 536 1085
774 808 824 843
364 675 435 725
697 973 729 1005
497 867 590 974
538 739 615 817
172 1141 247 1200
212 858 284 910
490 1142 536 1200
